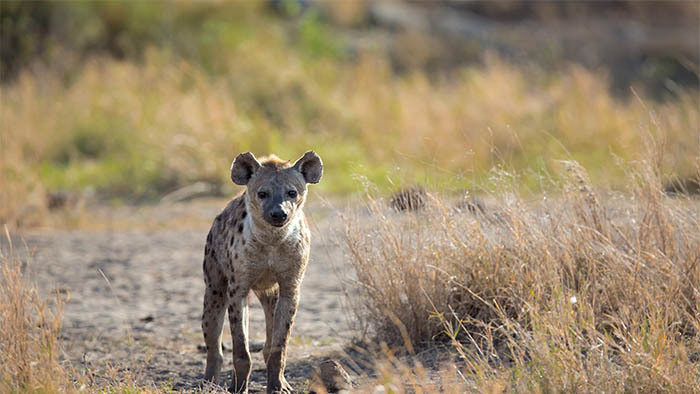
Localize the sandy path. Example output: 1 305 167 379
6 199 356 392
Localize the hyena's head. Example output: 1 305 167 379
231 151 322 227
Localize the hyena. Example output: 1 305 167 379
201 151 323 393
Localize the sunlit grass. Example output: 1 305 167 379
344 159 700 393
1 236 69 393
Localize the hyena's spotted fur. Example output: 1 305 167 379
202 151 323 394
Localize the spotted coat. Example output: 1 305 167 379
201 151 322 394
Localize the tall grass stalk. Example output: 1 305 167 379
0 231 69 392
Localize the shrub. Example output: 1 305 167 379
344 160 700 392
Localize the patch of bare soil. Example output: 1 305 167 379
5 199 356 392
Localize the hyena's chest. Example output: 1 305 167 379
225 233 308 289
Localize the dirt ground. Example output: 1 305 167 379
6 198 360 392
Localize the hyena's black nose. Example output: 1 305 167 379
271 210 288 222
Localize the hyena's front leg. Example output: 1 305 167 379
266 284 300 394
255 285 280 365
228 284 251 394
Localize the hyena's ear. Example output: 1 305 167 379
231 152 261 185
293 151 323 184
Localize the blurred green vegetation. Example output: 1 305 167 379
0 0 698 226
1 0 343 80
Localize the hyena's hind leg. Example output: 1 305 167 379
202 252 229 384
228 284 252 393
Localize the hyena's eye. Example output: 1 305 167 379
257 191 268 199
287 190 298 199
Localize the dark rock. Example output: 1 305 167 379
390 186 427 212
310 359 353 393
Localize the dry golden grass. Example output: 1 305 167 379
2 45 697 228
1 4 698 389
344 159 700 392
1 233 69 392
